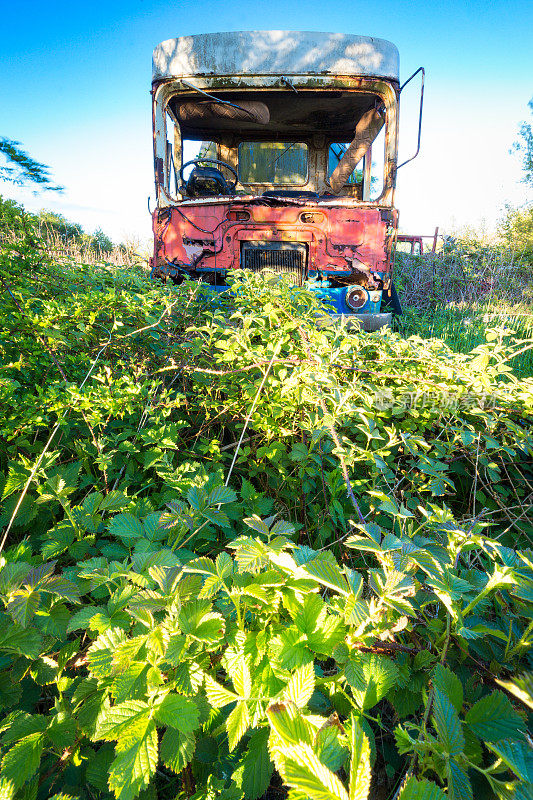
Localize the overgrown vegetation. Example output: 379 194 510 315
393 228 533 379
0 196 532 800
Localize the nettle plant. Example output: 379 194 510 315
0 484 531 800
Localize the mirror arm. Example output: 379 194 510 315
397 67 425 170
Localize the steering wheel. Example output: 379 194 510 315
179 158 238 189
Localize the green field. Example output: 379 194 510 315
0 198 532 800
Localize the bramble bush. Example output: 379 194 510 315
0 197 532 799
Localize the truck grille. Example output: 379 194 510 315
241 241 308 285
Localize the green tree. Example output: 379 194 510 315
0 137 63 191
513 98 533 186
500 101 533 264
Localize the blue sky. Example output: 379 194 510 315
1 0 532 243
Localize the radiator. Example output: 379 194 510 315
241 241 308 284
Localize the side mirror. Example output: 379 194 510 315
397 67 425 169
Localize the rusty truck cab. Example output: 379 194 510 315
151 30 402 329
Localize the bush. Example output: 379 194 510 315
393 236 530 311
0 201 532 799
499 204 533 266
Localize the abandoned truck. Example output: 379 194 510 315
150 31 423 330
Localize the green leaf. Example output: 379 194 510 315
154 694 199 733
345 654 399 710
302 553 350 595
30 655 59 685
234 538 268 574
41 524 75 559
39 601 70 638
179 601 225 643
48 795 78 800
216 551 233 579
348 716 371 800
495 673 533 711
6 588 40 627
284 663 315 709
43 575 80 601
2 463 29 500
108 513 143 542
432 689 464 756
270 519 296 537
398 776 447 800
100 491 129 511
195 612 224 644
195 735 218 763
0 624 42 659
108 719 158 800
226 700 250 751
204 676 239 708
87 628 127 679
345 537 383 554
0 732 43 792
433 664 463 714
94 700 151 742
486 739 533 782
67 605 106 633
201 507 230 527
446 758 472 800
0 713 47 747
86 744 115 791
46 714 77 750
295 593 326 636
160 728 195 773
186 557 217 576
316 726 349 773
164 634 186 665
112 663 150 704
187 485 208 511
112 635 149 670
231 657 252 699
284 742 349 800
208 486 237 506
240 728 274 800
465 691 526 742
266 702 313 747
273 626 311 670
243 516 270 536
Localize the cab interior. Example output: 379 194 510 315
163 89 388 201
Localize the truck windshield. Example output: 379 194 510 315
238 142 308 185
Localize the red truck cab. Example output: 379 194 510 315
151 31 415 329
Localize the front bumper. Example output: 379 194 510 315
316 312 393 332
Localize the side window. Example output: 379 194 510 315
179 139 218 193
327 103 386 200
165 111 180 198
368 124 385 201
328 143 363 186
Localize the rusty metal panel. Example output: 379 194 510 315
152 201 396 285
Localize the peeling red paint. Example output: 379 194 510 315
152 201 397 284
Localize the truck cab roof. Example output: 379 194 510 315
152 30 399 84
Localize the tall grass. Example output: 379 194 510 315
394 242 533 377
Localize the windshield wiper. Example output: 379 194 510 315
280 76 299 93
180 80 257 120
